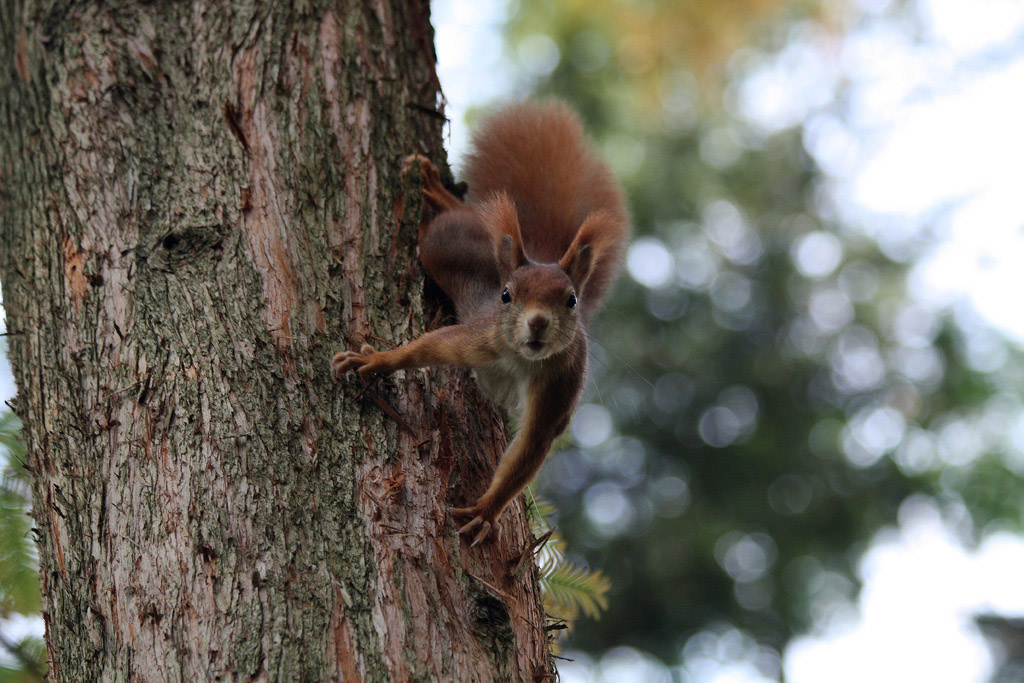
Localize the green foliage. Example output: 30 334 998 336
0 634 46 683
526 492 611 629
0 413 38 619
0 413 44 681
540 562 610 623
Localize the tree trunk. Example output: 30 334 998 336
0 2 550 681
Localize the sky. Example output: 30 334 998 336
430 0 1024 681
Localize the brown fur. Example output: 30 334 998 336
332 101 630 545
463 100 629 313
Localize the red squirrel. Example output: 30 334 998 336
332 100 630 545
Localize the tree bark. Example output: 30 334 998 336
0 2 550 681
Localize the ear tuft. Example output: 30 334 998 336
497 234 522 281
562 243 594 290
480 192 527 281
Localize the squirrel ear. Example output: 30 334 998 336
481 193 527 280
559 210 621 295
561 243 593 290
497 234 525 281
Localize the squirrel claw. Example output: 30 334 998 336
331 343 381 380
402 153 429 174
451 507 495 546
402 153 460 211
469 521 491 547
401 153 440 183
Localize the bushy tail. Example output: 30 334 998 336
462 100 630 312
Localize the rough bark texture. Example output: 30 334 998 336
0 2 550 681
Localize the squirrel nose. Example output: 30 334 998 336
528 315 549 332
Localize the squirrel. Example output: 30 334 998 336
332 100 630 546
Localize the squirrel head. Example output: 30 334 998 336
488 198 595 361
496 261 588 360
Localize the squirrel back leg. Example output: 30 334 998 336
402 155 500 316
403 154 499 315
418 209 500 319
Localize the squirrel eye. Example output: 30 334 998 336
567 293 578 309
501 288 512 304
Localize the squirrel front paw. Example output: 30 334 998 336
331 343 391 381
401 153 438 181
450 504 499 547
402 153 460 211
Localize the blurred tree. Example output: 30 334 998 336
510 0 840 95
499 0 1024 670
